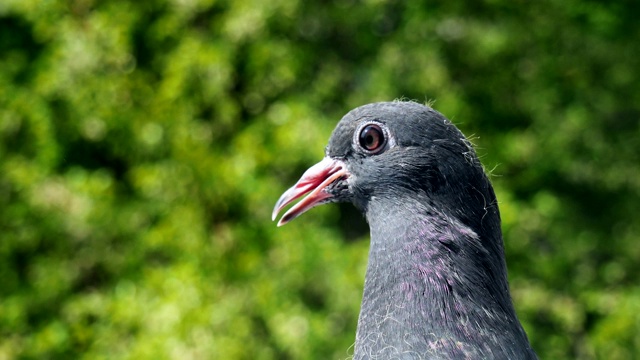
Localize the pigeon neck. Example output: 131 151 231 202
353 197 535 359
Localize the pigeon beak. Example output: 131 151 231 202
272 157 348 227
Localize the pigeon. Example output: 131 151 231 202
272 101 537 359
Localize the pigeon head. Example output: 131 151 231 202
273 101 495 240
272 101 536 359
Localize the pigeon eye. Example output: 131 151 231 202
359 124 385 153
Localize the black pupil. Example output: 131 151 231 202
360 125 383 151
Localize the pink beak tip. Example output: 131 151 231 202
272 158 347 227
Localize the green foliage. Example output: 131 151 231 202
1 0 639 358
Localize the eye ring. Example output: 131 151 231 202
358 123 386 153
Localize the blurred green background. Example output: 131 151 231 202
1 0 639 358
